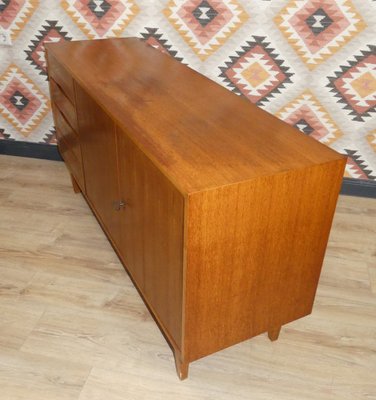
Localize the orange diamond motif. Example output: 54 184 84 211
61 0 139 39
0 0 39 40
350 72 376 99
0 64 49 136
275 0 366 70
241 62 270 88
276 90 342 145
164 0 249 60
219 36 294 106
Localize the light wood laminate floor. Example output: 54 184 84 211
0 155 375 400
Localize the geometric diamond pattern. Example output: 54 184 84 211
42 127 58 145
344 149 376 180
327 45 376 122
0 0 39 40
164 0 249 60
306 8 333 36
294 118 314 135
61 0 139 39
275 0 366 70
219 36 294 106
0 65 49 136
0 0 375 182
139 27 184 62
276 90 342 145
88 0 111 18
193 0 218 28
0 127 13 140
25 21 72 79
9 90 30 111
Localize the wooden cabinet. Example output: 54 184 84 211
46 38 346 380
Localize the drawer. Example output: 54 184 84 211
58 133 85 192
53 103 81 163
50 79 78 132
48 57 75 104
51 103 84 191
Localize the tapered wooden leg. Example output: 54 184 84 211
174 351 189 380
70 173 81 194
268 326 281 342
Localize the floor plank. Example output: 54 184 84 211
0 347 91 400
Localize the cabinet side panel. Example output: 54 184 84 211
117 130 184 348
185 159 345 362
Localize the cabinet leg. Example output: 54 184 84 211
268 327 281 342
174 351 189 380
70 174 81 194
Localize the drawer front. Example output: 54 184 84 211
48 56 75 104
58 133 85 191
53 103 81 163
52 103 84 191
50 78 78 132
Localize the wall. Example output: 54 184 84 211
0 0 375 181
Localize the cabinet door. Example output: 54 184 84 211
75 84 121 247
117 129 184 347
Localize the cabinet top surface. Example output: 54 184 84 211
47 38 344 194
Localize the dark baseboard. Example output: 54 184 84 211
1 140 375 198
340 177 376 199
0 139 62 161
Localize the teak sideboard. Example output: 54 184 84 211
46 38 346 380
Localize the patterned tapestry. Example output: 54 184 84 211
0 0 375 181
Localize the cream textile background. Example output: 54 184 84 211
0 0 375 180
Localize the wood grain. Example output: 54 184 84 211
47 52 75 104
70 173 82 194
56 135 85 193
45 38 345 194
184 160 345 362
49 79 78 133
52 105 80 163
74 83 121 249
51 104 85 191
0 155 375 399
117 129 184 348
